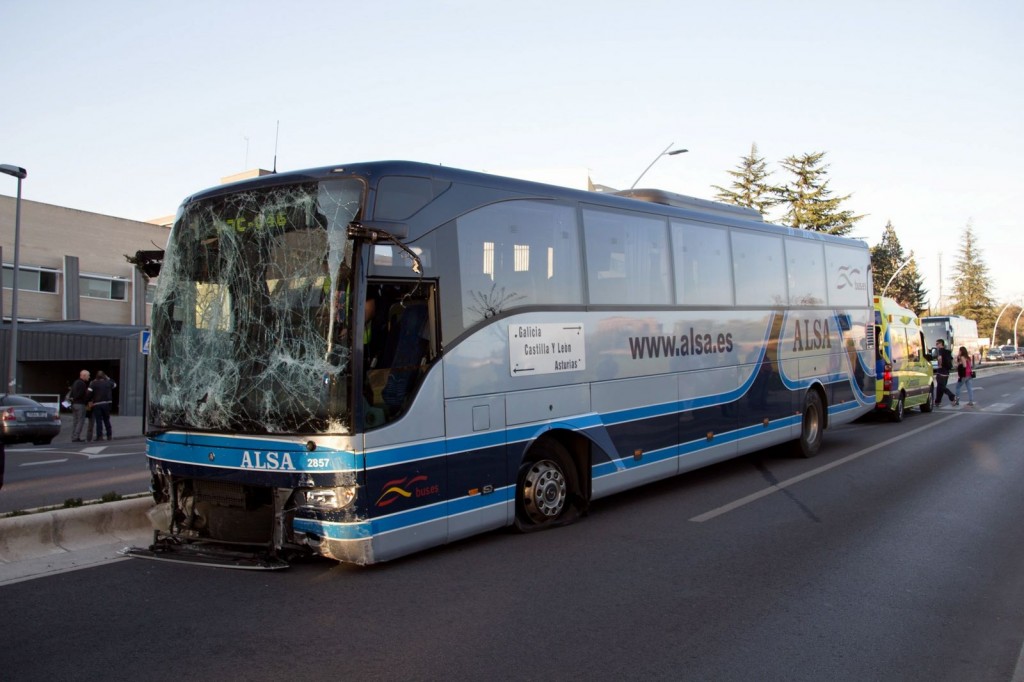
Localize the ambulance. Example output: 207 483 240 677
874 296 934 421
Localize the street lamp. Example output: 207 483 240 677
881 258 912 299
0 164 26 393
1013 306 1023 349
991 301 1013 348
629 143 688 189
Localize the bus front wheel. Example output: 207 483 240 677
798 391 824 458
515 439 579 532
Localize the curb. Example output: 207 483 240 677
0 497 153 564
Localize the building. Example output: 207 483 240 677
0 194 170 415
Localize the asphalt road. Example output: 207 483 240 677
0 430 149 512
3 368 1024 680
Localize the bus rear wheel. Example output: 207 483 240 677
798 391 824 458
515 439 578 531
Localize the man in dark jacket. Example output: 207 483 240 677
69 369 92 442
934 339 958 406
89 371 117 441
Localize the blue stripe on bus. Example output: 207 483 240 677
148 437 362 472
293 487 512 541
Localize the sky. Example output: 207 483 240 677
2 0 1022 307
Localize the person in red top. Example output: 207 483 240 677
955 345 975 406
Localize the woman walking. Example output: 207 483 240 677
955 346 975 406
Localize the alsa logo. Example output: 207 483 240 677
837 266 867 291
376 475 441 507
792 318 834 352
240 450 296 470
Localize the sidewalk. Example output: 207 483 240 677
54 413 146 444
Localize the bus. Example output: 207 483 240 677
921 315 982 366
127 161 875 568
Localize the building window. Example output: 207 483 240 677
81 275 128 300
2 265 59 293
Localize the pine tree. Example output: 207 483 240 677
712 143 777 217
869 220 928 313
775 152 863 235
950 221 996 333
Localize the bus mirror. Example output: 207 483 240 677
353 220 408 239
128 249 164 278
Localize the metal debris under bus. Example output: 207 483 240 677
121 531 290 571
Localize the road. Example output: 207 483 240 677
2 368 1024 680
0 435 150 512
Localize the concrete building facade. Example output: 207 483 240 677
0 194 170 416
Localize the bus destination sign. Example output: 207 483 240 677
508 323 586 376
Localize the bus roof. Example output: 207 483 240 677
181 160 866 247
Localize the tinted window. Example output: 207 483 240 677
583 207 670 304
785 238 826 305
732 230 786 306
457 200 581 329
891 328 908 364
672 220 733 305
375 176 444 220
0 395 41 407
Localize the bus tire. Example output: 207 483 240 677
514 439 579 532
797 390 824 458
920 386 934 413
891 394 905 423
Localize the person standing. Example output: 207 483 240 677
955 345 975 406
69 369 92 442
933 339 957 406
89 371 117 441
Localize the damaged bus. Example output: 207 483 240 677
127 161 875 569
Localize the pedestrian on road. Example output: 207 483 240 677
934 339 958 406
89 371 117 441
69 369 92 442
955 345 975 406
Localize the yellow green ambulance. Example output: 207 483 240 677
874 296 934 421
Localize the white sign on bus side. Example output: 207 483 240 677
508 323 586 376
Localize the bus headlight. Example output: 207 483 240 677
300 486 357 510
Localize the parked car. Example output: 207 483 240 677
0 394 62 445
986 347 1008 361
1000 344 1020 359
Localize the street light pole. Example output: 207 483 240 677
881 258 912 299
1013 306 1023 350
991 301 1013 348
630 143 688 189
0 164 27 393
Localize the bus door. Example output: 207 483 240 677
360 280 448 555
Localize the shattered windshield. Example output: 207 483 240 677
148 179 362 434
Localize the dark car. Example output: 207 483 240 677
0 394 62 445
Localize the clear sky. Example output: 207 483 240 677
2 0 1021 306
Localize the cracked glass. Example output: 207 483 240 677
148 178 363 434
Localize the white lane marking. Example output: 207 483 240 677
690 414 961 523
986 403 1014 411
83 451 139 459
21 459 69 467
